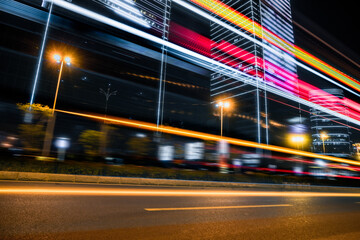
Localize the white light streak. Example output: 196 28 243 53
173 0 360 98
48 0 360 127
30 1 54 105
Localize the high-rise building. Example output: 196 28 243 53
309 89 352 157
210 0 298 143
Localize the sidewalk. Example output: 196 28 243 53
2 171 360 192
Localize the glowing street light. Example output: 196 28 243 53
52 54 71 115
54 54 61 62
288 134 306 150
215 100 231 137
320 132 329 154
291 135 305 143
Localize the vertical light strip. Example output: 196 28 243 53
259 0 269 145
156 0 171 129
30 0 53 105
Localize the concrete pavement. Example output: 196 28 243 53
1 181 360 239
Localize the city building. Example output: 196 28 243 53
209 0 299 144
0 0 358 157
309 89 352 157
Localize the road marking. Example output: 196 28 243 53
145 204 292 211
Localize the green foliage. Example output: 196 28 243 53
0 157 355 187
17 103 52 121
18 124 45 151
79 130 103 157
126 137 151 156
16 103 51 151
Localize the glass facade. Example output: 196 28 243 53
1 0 360 165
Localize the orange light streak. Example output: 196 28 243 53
1 188 360 197
189 0 360 92
56 109 360 167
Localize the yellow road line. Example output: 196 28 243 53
145 204 292 211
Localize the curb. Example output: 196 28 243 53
0 171 359 192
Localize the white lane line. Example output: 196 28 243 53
145 204 293 211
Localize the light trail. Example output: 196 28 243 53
47 0 360 128
187 0 360 93
30 1 53 105
266 95 360 133
1 188 360 197
293 20 360 70
55 109 360 167
173 0 360 98
261 0 360 70
170 24 360 124
145 204 292 211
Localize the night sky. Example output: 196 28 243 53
292 0 360 62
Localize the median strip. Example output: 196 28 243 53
144 204 292 211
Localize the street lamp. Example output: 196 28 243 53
353 143 360 155
42 53 71 157
99 84 117 156
52 54 71 115
99 83 117 120
320 132 329 153
289 134 306 150
215 100 230 137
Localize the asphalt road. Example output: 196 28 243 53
1 181 360 240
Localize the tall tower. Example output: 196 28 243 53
261 0 298 94
210 0 263 143
310 89 352 157
210 0 298 143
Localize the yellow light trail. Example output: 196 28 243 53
1 188 360 197
189 0 360 92
145 204 292 211
55 109 360 167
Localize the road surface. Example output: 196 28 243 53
1 181 360 239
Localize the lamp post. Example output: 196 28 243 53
290 134 305 150
216 101 230 137
99 84 117 156
99 83 117 121
320 132 329 154
42 53 71 157
289 134 306 175
353 143 360 156
52 54 71 115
